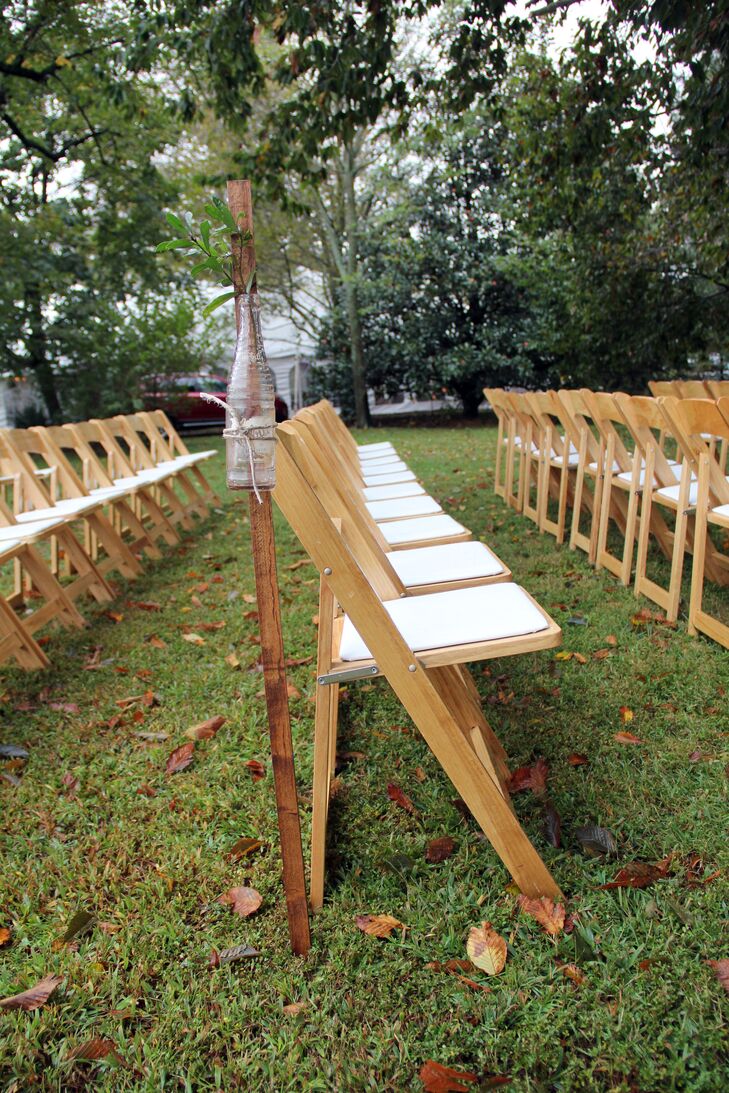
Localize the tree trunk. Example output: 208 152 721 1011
342 147 369 428
25 282 61 422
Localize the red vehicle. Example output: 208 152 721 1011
143 374 289 430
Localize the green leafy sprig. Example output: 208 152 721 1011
155 196 254 318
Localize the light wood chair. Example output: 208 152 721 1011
121 413 214 522
648 381 682 398
706 380 729 400
0 582 51 669
554 390 605 563
273 426 563 909
142 409 221 508
659 396 729 643
677 380 712 399
522 391 579 543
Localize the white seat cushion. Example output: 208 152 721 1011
113 469 169 488
551 452 580 467
362 470 417 486
360 460 409 476
655 482 700 505
362 482 425 501
90 485 136 501
16 497 100 522
710 504 729 521
389 541 506 587
339 582 549 662
616 461 681 487
366 496 442 521
359 449 397 462
380 514 467 546
0 538 21 555
358 442 395 454
0 517 64 540
588 460 621 473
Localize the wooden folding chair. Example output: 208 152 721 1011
552 391 605 563
706 380 729 400
120 413 215 523
273 428 563 908
483 388 511 502
648 381 682 398
143 409 221 507
67 421 181 551
0 582 51 669
613 395 697 620
677 380 712 399
522 392 579 543
659 396 729 643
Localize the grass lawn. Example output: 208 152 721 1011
1 424 727 1091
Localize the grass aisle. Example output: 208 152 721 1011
1 426 727 1091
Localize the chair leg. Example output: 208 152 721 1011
0 595 50 669
688 454 710 638
19 545 87 630
666 467 691 623
310 577 338 913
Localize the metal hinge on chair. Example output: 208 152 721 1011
317 664 380 686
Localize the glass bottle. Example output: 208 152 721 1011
225 293 277 493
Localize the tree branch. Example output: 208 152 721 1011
1 111 108 162
528 0 586 17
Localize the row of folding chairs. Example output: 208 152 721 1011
485 388 729 649
271 399 565 909
0 410 220 669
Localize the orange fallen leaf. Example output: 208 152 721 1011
282 1001 307 1015
199 621 226 631
466 922 507 975
227 837 265 861
619 706 634 724
572 652 587 664
218 886 262 918
0 927 11 948
245 759 265 781
105 611 123 624
559 962 586 986
355 914 404 938
166 741 194 774
508 758 548 796
614 731 643 745
242 593 256 603
387 782 415 814
286 683 301 699
0 974 62 1011
66 1038 123 1063
414 765 427 783
419 1060 478 1092
567 753 589 766
185 715 226 741
148 635 167 649
598 861 670 890
517 895 566 937
606 635 618 646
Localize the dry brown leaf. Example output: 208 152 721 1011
218 886 262 918
61 772 79 796
227 837 265 861
0 927 11 948
282 1001 307 1015
414 765 427 783
286 683 301 699
182 633 206 646
199 621 226 632
572 652 587 664
355 914 404 938
606 635 617 646
425 837 456 863
614 731 643 745
517 895 566 937
127 600 161 612
559 962 586 986
224 654 241 669
0 974 62 1011
165 741 194 775
619 706 634 724
185 715 226 741
567 753 589 766
148 636 167 649
245 759 265 781
419 1059 479 1092
66 1038 123 1063
508 758 548 796
387 782 415 814
705 959 729 994
242 593 256 603
466 922 507 975
599 861 671 890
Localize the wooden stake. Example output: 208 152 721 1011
227 179 311 956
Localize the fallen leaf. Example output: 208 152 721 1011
282 1001 306 1015
606 635 617 646
425 958 491 993
61 909 96 942
199 621 226 632
225 654 241 669
414 765 427 783
599 861 671 890
508 758 548 796
133 731 168 742
105 611 123 624
185 715 226 741
136 783 156 797
165 741 194 775
246 759 265 781
419 1060 478 1092
619 706 634 724
66 1038 123 1063
425 836 456 863
567 753 589 766
49 701 80 714
127 600 161 612
286 683 301 699
559 962 586 986
218 886 262 918
61 772 79 796
517 895 566 937
227 837 265 861
0 974 62 1011
542 801 562 848
387 782 415 814
286 559 310 571
572 652 587 664
242 593 256 604
148 635 167 649
209 944 260 967
355 914 404 938
182 633 206 646
575 825 618 857
705 959 729 994
466 922 507 975
614 731 643 745
0 927 11 947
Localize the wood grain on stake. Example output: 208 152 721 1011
226 179 310 956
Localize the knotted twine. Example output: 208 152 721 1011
200 391 276 504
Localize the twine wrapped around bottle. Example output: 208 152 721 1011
200 391 276 504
